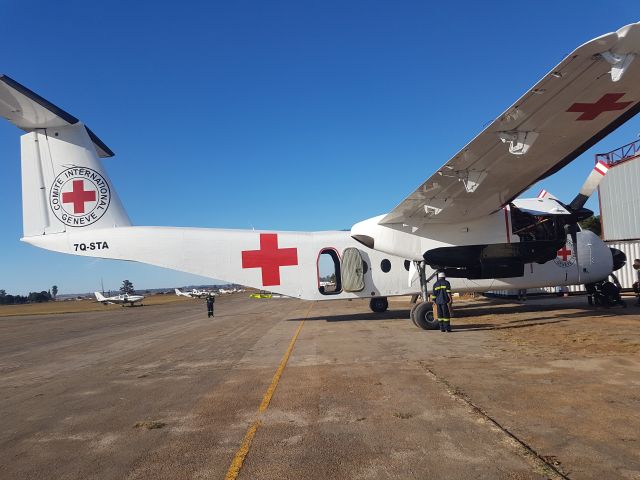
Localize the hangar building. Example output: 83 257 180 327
597 139 640 289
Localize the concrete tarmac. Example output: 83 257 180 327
0 294 639 479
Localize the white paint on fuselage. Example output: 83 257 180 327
25 226 612 302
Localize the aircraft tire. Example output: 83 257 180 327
413 302 438 330
369 297 388 313
410 302 420 326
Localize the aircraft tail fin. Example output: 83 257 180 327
94 292 106 302
0 75 131 237
175 288 186 296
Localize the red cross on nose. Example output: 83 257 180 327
566 93 633 121
241 233 298 286
62 180 97 214
557 246 572 262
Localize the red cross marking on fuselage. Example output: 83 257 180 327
62 180 97 214
557 246 572 262
566 93 633 121
241 233 298 286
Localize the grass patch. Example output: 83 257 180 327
0 294 192 317
393 412 414 419
133 420 166 430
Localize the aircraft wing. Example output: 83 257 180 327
380 22 640 226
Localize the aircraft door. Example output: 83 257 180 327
318 248 342 295
341 247 365 292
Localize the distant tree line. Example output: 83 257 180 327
0 289 53 305
320 273 337 283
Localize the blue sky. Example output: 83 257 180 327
1 1 639 295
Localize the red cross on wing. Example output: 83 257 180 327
566 93 633 121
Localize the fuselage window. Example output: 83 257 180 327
381 259 391 273
318 248 342 295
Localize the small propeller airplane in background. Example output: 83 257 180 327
218 288 242 294
175 288 215 299
94 291 145 307
2 22 640 329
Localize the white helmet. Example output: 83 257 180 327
437 271 446 278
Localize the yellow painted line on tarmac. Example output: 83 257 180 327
224 420 260 480
224 302 313 480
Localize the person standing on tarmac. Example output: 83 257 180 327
206 294 215 318
433 272 453 332
633 259 640 305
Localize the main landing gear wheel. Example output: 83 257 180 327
412 302 439 330
369 297 389 313
410 302 420 327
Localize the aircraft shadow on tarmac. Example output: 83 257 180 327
295 310 409 322
291 297 637 331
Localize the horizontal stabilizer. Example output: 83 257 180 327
0 75 113 157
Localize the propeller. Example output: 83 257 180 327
561 161 610 281
568 161 609 213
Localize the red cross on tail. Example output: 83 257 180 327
566 93 633 121
62 180 97 214
241 233 298 286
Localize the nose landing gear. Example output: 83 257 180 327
585 277 626 308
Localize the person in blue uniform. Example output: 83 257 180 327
433 272 453 332
206 295 215 318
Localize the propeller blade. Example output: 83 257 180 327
569 161 609 211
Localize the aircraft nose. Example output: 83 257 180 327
610 247 626 271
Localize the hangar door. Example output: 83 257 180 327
342 247 365 292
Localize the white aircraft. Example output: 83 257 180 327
1 23 638 329
94 291 145 306
218 288 240 294
175 288 215 298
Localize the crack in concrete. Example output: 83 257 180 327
418 361 570 480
